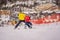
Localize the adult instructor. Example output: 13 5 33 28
15 12 26 29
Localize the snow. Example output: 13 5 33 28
42 10 53 13
0 22 60 40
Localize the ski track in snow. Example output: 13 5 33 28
0 22 60 40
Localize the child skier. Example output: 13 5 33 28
25 14 32 29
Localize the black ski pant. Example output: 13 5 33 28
15 20 25 29
25 22 32 28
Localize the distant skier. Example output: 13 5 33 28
25 14 32 29
14 12 26 29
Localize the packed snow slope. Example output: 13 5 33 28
0 22 60 40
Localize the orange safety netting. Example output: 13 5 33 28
31 14 60 24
